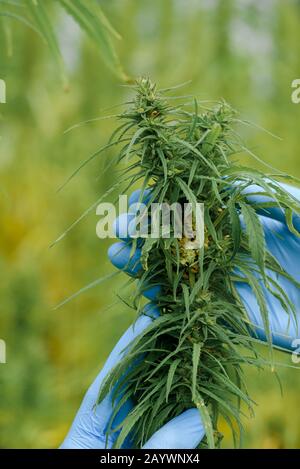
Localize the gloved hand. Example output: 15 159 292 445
235 182 300 349
60 304 205 449
109 183 300 350
61 183 300 449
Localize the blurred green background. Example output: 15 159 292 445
0 0 299 448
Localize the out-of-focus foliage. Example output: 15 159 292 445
0 0 128 83
0 0 299 448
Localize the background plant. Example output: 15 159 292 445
0 0 128 84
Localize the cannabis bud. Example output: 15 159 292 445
98 79 300 448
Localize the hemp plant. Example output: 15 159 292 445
97 78 300 448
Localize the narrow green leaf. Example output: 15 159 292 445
192 342 201 401
194 392 215 449
166 359 180 402
286 207 300 237
25 0 68 86
54 271 119 309
240 202 265 276
182 283 190 320
228 198 241 257
59 0 128 81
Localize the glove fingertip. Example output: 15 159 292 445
142 408 205 449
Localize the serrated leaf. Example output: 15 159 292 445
286 207 300 237
182 283 190 320
192 342 201 401
202 123 222 155
194 392 215 449
166 359 180 402
240 202 265 276
141 238 157 271
228 198 241 257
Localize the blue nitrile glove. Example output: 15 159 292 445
61 183 300 449
236 182 300 349
109 185 300 350
61 187 206 449
61 301 205 449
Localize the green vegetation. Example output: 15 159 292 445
97 78 300 448
0 0 128 83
